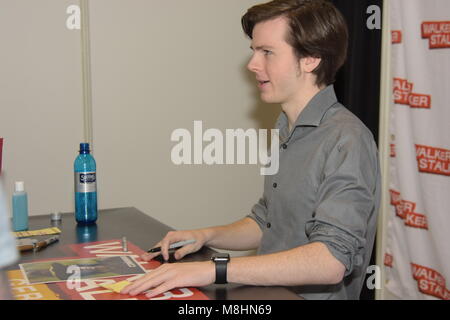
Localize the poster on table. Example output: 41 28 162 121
8 239 209 300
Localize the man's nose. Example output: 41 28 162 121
247 53 260 73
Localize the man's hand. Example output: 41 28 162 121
120 261 215 298
141 229 209 262
142 218 261 263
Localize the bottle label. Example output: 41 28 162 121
75 172 96 193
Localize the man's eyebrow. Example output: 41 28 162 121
250 45 275 50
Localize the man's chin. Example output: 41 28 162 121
260 94 278 104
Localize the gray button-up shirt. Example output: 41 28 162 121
248 85 381 300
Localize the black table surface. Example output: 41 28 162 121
11 207 301 300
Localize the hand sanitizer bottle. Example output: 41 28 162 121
12 181 29 231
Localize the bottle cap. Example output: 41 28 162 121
15 181 25 192
80 143 90 153
51 212 62 221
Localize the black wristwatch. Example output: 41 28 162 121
211 253 230 284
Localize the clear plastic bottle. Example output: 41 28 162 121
74 143 97 224
12 181 29 231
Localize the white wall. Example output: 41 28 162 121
1 1 279 234
0 0 84 215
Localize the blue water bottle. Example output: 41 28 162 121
74 143 97 224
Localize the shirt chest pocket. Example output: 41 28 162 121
264 145 323 227
274 155 320 201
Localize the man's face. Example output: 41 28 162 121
247 17 304 106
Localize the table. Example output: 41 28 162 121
11 207 301 300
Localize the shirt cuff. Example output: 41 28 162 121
246 213 265 231
306 221 365 277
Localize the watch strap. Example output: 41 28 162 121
212 253 230 284
215 258 228 284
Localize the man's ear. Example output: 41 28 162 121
300 56 322 73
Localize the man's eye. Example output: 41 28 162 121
263 50 272 55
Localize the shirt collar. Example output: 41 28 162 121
276 85 339 139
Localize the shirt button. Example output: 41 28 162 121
273 182 277 188
266 222 271 228
282 144 287 149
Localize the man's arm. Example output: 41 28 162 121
143 217 262 261
228 242 345 286
122 241 345 298
203 217 262 251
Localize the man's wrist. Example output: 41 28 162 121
199 226 221 247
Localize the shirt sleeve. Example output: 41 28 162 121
305 127 379 277
247 196 268 231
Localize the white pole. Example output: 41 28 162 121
79 0 94 153
375 0 392 301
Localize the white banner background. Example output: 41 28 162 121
385 0 450 300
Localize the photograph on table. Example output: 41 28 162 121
20 255 146 285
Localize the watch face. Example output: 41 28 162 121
211 253 230 262
214 257 229 262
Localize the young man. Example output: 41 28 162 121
122 0 380 300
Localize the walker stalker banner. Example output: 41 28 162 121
385 0 450 299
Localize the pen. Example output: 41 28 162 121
17 235 60 252
147 239 196 253
34 235 59 252
122 236 128 252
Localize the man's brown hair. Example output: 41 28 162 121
242 0 348 87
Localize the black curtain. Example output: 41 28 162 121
330 0 383 300
332 0 382 144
